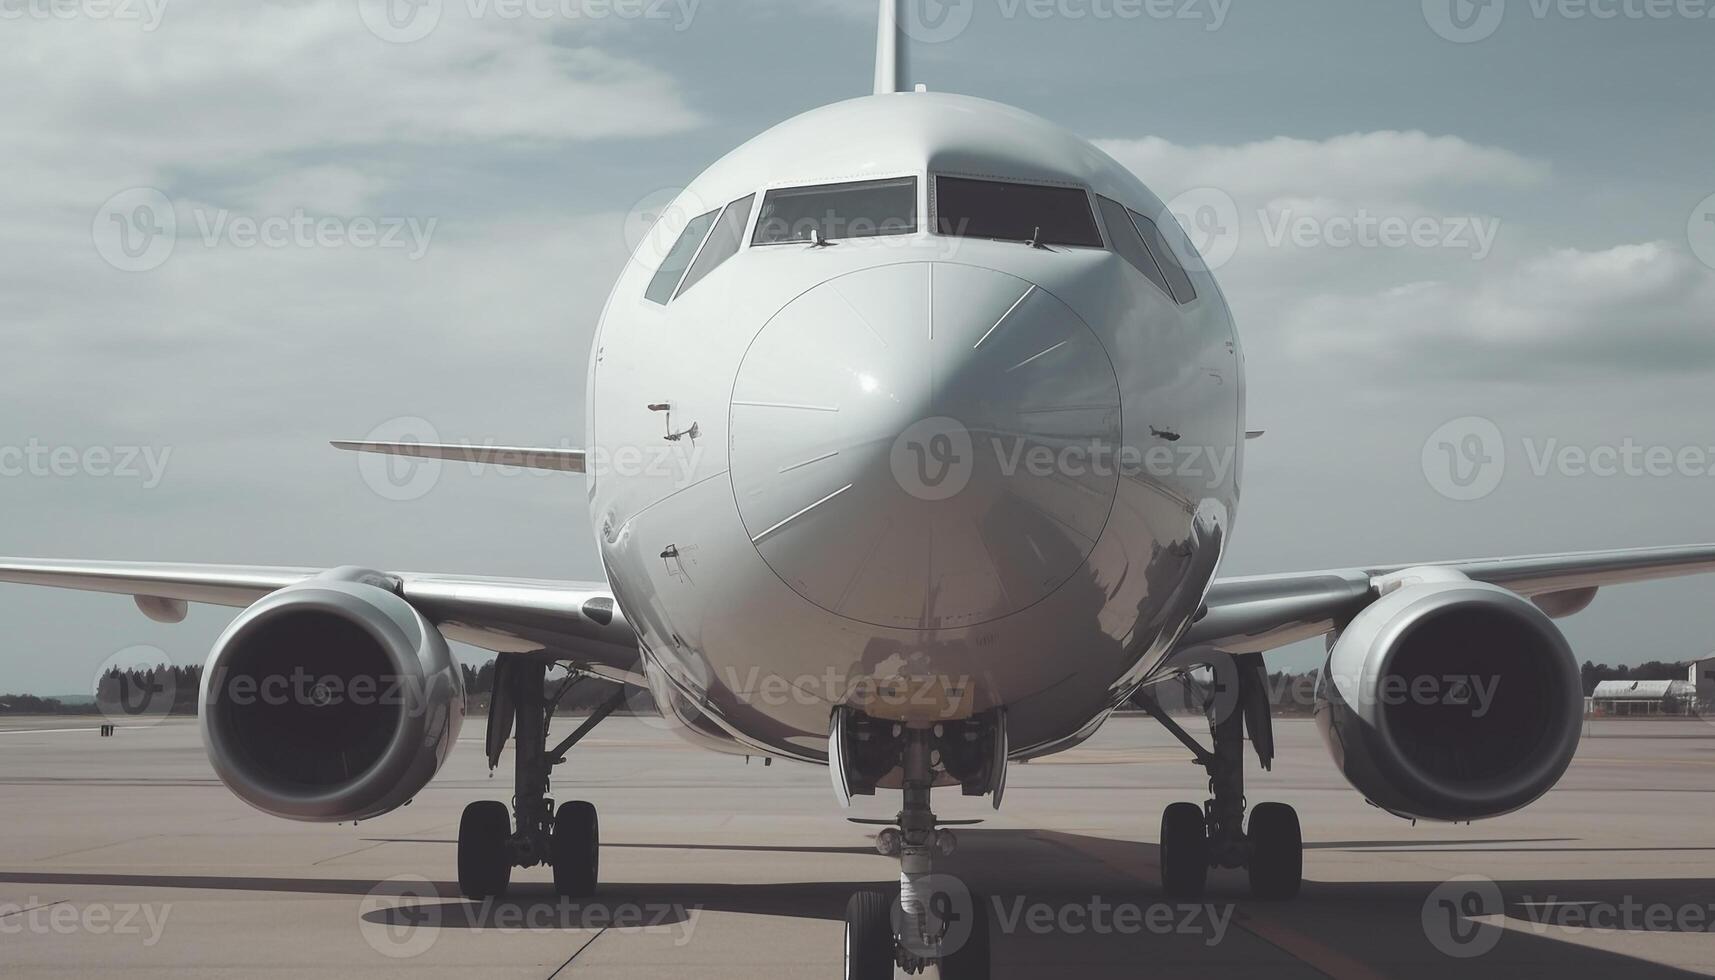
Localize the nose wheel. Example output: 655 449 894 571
838 718 996 979
843 891 893 980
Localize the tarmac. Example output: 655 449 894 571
2 712 1713 978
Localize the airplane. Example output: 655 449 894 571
8 2 1715 977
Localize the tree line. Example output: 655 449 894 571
2 658 1701 716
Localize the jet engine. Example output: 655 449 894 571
1315 569 1583 822
198 568 464 822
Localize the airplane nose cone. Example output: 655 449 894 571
731 262 1122 630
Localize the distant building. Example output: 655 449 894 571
1589 679 1699 716
1691 657 1715 711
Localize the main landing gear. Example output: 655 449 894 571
835 708 1005 980
1143 653 1303 901
458 657 627 900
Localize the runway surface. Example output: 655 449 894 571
2 713 1713 978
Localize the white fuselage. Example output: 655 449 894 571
587 93 1243 763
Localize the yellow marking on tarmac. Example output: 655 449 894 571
1037 829 1390 980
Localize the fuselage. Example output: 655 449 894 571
587 92 1244 763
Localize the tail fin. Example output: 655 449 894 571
874 0 907 94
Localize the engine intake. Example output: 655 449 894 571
1315 572 1583 822
199 568 464 822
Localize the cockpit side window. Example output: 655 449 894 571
1128 209 1199 304
752 177 917 245
645 208 719 305
1097 195 1173 299
676 194 756 299
933 176 1103 248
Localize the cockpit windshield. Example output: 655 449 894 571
933 176 1102 248
752 177 918 245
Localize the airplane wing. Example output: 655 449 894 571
330 441 587 473
0 558 641 683
1181 543 1715 656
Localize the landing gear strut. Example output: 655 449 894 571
1143 653 1303 901
457 657 625 900
838 714 1000 980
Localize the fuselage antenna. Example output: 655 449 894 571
874 0 909 95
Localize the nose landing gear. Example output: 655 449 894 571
835 710 1004 979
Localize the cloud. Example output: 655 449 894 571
0 1 701 219
1097 129 1714 382
1284 242 1715 378
227 165 394 217
1096 130 1548 203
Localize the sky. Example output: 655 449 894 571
3 0 1714 694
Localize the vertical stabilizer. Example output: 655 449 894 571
874 0 908 94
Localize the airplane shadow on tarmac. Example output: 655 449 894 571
3 829 1709 979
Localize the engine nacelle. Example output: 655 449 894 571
1315 571 1583 822
199 568 464 822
